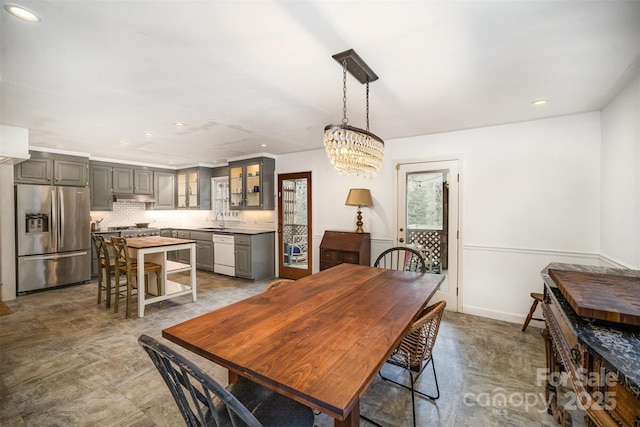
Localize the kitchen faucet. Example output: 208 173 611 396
214 211 226 229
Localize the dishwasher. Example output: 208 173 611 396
213 234 235 276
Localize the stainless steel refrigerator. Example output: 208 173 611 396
15 184 91 293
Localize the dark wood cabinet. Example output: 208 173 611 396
319 231 370 271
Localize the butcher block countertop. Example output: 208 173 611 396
548 268 640 326
541 263 640 394
125 236 196 249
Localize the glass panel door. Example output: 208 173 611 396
397 160 459 310
177 172 187 208
245 163 261 208
278 172 312 279
188 171 198 209
230 165 243 209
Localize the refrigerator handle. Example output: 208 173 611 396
59 189 65 248
51 189 58 249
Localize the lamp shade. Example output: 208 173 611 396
345 188 373 207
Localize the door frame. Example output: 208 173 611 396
394 155 463 312
277 171 312 280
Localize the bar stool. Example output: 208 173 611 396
92 234 115 308
522 292 544 332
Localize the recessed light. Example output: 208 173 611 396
120 140 128 145
260 144 267 147
4 5 41 22
174 122 185 127
144 132 154 137
532 99 548 106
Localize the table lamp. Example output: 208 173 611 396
345 188 373 233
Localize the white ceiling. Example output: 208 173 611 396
1 1 639 168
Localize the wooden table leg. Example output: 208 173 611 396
335 400 359 427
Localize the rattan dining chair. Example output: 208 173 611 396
264 278 294 292
374 247 428 273
138 334 315 427
92 234 116 308
379 300 447 427
111 237 162 318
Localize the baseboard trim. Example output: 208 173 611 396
463 304 545 327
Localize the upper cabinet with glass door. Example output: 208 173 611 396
229 157 275 210
176 167 212 210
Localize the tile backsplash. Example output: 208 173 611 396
91 201 275 231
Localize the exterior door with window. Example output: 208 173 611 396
278 172 312 279
397 160 459 310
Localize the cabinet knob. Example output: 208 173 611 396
399 238 405 243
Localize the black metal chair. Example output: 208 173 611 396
138 334 315 427
374 247 428 273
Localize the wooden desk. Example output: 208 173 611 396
125 236 197 318
163 263 444 426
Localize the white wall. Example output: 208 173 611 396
600 72 640 268
277 112 602 323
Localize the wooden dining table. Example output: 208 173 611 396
162 263 445 426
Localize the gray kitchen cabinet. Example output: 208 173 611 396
174 230 191 264
15 151 88 187
54 159 88 186
15 156 50 184
134 169 153 194
234 232 275 280
112 167 134 193
89 163 113 211
228 157 275 210
153 171 176 210
190 231 215 271
196 241 214 271
113 166 153 194
162 229 178 261
176 167 212 210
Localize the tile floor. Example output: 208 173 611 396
0 271 585 426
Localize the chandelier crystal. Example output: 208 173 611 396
323 49 384 179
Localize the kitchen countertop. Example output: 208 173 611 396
168 227 275 235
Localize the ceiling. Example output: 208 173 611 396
1 1 639 168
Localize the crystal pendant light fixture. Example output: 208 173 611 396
323 49 384 179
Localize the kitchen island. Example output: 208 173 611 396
540 263 639 427
125 236 197 317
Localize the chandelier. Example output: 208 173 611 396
324 49 384 179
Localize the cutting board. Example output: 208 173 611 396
548 269 640 326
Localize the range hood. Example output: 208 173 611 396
113 194 156 203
